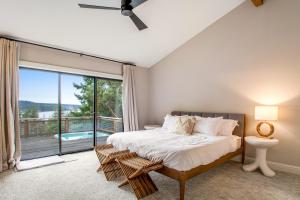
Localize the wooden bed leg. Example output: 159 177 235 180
242 147 246 164
179 180 186 200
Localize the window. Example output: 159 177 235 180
19 66 123 160
19 68 59 159
96 78 123 145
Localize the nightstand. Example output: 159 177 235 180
144 125 161 130
243 136 279 177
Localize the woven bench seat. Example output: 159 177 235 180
116 152 163 199
95 144 129 181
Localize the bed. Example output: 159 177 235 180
107 111 245 200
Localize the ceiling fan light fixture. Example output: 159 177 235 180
121 5 133 16
121 10 133 16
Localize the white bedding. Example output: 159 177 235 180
107 128 241 171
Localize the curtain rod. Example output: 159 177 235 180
0 35 135 66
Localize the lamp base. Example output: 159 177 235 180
256 121 274 138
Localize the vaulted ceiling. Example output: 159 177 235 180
0 0 247 67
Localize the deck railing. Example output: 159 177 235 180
20 116 123 137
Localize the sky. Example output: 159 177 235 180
19 68 85 105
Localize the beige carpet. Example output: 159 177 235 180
0 151 299 200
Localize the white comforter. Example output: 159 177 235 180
107 128 240 171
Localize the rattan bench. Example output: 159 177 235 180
116 152 163 199
95 144 129 181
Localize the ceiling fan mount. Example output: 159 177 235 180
78 0 148 31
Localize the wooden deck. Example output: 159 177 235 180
21 135 108 160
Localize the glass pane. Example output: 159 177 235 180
96 79 123 145
61 74 94 153
19 68 59 160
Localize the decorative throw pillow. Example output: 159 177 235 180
171 116 196 135
162 114 189 130
218 119 239 136
193 116 223 135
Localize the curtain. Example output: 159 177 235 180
0 38 21 172
122 65 139 131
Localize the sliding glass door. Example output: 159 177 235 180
19 68 59 160
19 67 123 160
96 78 123 145
60 74 95 153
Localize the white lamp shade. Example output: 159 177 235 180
255 106 278 121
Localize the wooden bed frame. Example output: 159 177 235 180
156 111 246 200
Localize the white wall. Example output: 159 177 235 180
148 0 300 167
20 43 122 75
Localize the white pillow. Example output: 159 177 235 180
218 119 239 136
193 116 223 135
162 114 178 130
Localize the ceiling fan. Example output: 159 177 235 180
78 0 148 31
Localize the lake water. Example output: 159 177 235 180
38 111 70 118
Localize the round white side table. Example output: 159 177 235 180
144 125 161 130
243 136 279 177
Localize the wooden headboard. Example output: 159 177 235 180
171 111 245 139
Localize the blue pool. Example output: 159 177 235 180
54 131 110 141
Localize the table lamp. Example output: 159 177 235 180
255 106 278 138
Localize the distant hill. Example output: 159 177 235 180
19 100 80 112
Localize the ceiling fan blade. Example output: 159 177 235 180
129 13 148 31
130 0 148 8
78 4 121 10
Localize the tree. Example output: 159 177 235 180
69 78 123 118
21 107 38 118
69 77 94 117
46 110 59 135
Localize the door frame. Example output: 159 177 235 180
19 65 123 160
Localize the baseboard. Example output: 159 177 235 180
244 156 300 175
231 155 242 162
231 155 300 175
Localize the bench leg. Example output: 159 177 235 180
179 180 186 200
118 179 129 188
97 165 102 172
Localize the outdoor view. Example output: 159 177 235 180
19 68 123 160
